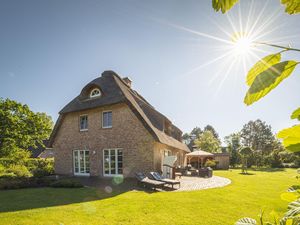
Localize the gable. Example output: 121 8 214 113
49 71 190 152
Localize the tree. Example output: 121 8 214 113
182 133 190 144
190 127 203 138
0 98 53 159
240 120 275 152
240 119 276 167
182 127 203 150
224 132 241 167
204 125 220 143
194 130 221 153
239 146 253 174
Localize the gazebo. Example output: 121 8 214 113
186 149 214 169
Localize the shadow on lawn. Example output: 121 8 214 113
251 168 286 172
0 177 151 213
239 172 255 175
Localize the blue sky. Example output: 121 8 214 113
0 0 299 141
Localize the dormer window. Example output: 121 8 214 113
90 88 101 98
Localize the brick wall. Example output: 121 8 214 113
53 103 155 177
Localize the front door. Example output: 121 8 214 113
73 150 90 176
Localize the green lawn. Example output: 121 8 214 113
0 169 297 225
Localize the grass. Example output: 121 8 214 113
0 169 298 225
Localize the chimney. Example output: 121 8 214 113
123 77 132 88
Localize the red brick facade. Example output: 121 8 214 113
53 103 186 177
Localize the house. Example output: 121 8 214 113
28 140 54 158
48 71 190 177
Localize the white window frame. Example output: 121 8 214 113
90 88 101 98
103 148 123 177
73 150 90 176
79 114 88 131
102 111 112 128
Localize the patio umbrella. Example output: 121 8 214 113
186 150 214 169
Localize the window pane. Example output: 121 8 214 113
110 150 116 174
85 151 90 173
74 151 79 173
117 150 123 174
103 112 112 127
108 112 112 126
80 151 85 173
80 116 88 130
104 150 110 174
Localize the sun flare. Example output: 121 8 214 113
232 33 253 56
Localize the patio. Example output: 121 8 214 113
79 175 231 193
174 175 231 192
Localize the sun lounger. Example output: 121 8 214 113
135 172 165 190
149 172 180 189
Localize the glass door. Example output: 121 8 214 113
103 149 123 176
73 150 90 176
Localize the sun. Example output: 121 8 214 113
231 32 253 56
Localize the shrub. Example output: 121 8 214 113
0 177 56 190
50 179 83 188
0 158 15 167
0 164 5 174
26 159 54 177
6 165 32 177
205 159 217 168
0 172 17 179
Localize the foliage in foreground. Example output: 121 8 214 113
212 1 300 224
212 0 300 15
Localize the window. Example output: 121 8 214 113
102 111 112 128
79 115 88 131
73 150 90 175
164 150 172 157
103 149 123 176
90 88 101 98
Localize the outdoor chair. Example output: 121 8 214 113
149 172 181 189
135 172 165 190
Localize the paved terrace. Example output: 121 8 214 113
79 175 231 193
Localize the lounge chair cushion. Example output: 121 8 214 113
150 172 180 184
135 172 165 186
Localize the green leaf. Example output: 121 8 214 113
291 108 300 120
212 0 239 13
235 218 257 225
281 0 300 14
244 61 298 105
280 217 300 225
247 53 281 86
277 125 300 152
286 199 300 217
281 192 298 202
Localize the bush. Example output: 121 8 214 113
0 177 52 190
26 158 54 177
0 158 54 179
6 165 32 177
0 158 15 167
0 177 82 190
205 159 217 168
50 179 83 188
0 172 17 179
0 164 5 174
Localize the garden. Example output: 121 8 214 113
0 169 298 225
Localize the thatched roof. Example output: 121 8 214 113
49 71 189 152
